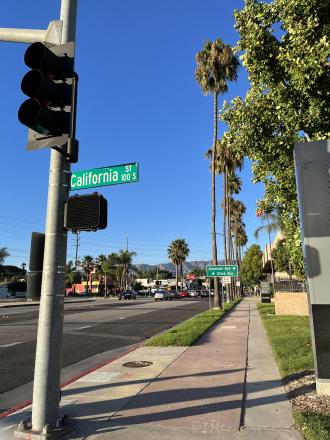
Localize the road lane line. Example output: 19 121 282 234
0 342 23 348
77 325 92 330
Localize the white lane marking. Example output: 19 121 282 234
119 317 126 319
0 342 23 348
77 325 92 330
221 325 237 329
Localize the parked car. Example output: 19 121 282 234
200 289 209 297
118 290 137 300
169 290 181 300
188 290 199 297
154 290 171 301
179 290 189 298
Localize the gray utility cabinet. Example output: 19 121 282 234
294 140 330 395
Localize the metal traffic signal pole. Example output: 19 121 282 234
31 0 78 432
0 0 78 434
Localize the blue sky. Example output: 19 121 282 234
0 0 267 268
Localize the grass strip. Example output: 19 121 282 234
257 303 330 440
294 411 330 440
257 303 313 377
146 298 240 347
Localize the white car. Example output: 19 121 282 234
154 290 171 301
188 290 199 297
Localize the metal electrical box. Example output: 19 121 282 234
295 140 330 392
294 140 330 305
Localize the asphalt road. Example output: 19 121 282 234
0 297 209 413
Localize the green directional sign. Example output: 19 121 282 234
70 162 139 191
206 265 239 277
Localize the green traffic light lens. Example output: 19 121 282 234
18 99 49 134
18 99 70 135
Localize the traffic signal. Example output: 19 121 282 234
64 193 108 232
18 41 78 157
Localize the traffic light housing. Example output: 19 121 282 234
64 193 108 232
18 41 78 158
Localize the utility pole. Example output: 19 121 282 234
74 231 80 267
0 0 78 435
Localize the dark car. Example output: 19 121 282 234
200 289 209 298
118 290 137 300
169 291 181 300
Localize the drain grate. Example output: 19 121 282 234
123 361 153 368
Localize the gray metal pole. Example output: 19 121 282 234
31 0 77 432
0 28 45 43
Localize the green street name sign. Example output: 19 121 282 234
70 162 139 191
206 265 239 277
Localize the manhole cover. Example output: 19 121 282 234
123 361 153 368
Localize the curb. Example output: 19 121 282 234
0 343 142 420
0 299 96 308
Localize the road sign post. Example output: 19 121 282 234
206 265 238 277
31 0 77 435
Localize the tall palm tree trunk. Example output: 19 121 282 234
89 272 93 294
175 264 178 291
211 92 221 309
180 261 183 291
227 195 232 301
223 167 228 264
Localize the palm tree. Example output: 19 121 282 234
81 255 94 293
167 240 181 291
176 239 190 290
234 223 248 262
226 172 242 265
254 209 282 285
117 249 137 290
196 39 239 309
95 254 107 294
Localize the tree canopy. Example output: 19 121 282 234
240 244 263 287
220 0 330 276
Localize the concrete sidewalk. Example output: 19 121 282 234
1 298 301 439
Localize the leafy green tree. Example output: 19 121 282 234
272 239 291 275
65 261 82 288
132 281 143 291
0 247 9 265
191 267 205 277
240 244 263 288
220 0 330 276
158 269 173 279
195 39 239 309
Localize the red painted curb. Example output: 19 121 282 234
0 342 142 420
0 400 32 419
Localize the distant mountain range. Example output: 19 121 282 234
135 260 225 275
